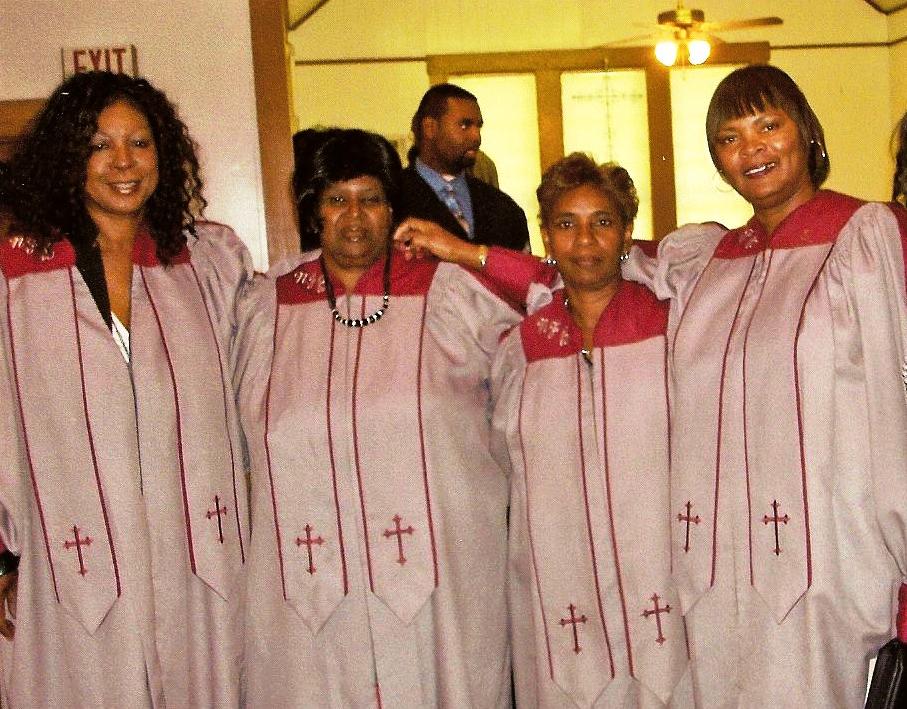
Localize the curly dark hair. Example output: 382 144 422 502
294 128 402 250
706 64 830 189
537 152 639 229
0 71 204 263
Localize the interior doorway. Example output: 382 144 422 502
0 99 44 162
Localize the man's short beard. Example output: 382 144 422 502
456 153 477 171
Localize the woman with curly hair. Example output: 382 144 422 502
491 153 691 708
0 71 251 706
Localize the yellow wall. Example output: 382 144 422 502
0 1 268 268
3 1 904 261
888 10 907 199
291 0 903 209
772 47 891 200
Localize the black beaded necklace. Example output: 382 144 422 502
319 254 391 328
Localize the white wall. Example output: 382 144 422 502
0 0 268 269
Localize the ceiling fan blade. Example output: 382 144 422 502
602 33 661 47
698 17 783 32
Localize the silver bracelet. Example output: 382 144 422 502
477 245 489 269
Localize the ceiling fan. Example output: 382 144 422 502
646 2 783 66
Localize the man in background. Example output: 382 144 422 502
400 84 529 250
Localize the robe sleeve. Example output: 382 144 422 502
232 275 275 407
420 247 538 370
469 247 559 314
188 222 255 354
831 203 907 576
429 248 553 376
489 327 526 479
623 222 727 306
489 327 544 706
0 271 27 555
188 222 255 489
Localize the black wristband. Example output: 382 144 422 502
0 550 19 577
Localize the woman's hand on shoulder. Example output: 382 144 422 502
393 217 485 269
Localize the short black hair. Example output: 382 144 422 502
294 129 402 249
706 64 829 188
292 127 343 249
409 83 479 162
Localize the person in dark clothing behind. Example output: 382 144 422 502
399 84 529 251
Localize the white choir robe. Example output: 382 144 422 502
235 248 554 708
492 283 693 709
624 190 907 708
0 223 252 707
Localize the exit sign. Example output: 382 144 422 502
61 45 138 78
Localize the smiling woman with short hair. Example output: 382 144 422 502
493 153 693 708
236 127 553 707
626 63 907 707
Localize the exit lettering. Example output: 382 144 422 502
61 45 137 78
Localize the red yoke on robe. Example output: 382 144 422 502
236 248 553 708
493 282 692 709
624 191 907 708
0 223 251 708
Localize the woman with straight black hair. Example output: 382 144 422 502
626 63 907 707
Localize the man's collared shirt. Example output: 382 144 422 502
414 158 475 238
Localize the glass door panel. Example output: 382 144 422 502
670 65 752 230
561 70 653 240
454 74 543 252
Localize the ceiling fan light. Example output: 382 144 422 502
687 38 711 65
655 40 679 67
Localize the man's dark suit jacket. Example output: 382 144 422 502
398 166 530 251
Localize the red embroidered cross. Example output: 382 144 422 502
62 525 93 576
205 495 228 544
642 593 671 645
762 499 790 556
676 500 701 553
559 603 588 654
295 523 325 575
382 514 414 565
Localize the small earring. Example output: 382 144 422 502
810 139 827 159
542 255 557 266
619 250 629 263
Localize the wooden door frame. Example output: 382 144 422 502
254 12 768 250
249 0 298 263
0 99 45 162
428 42 769 240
